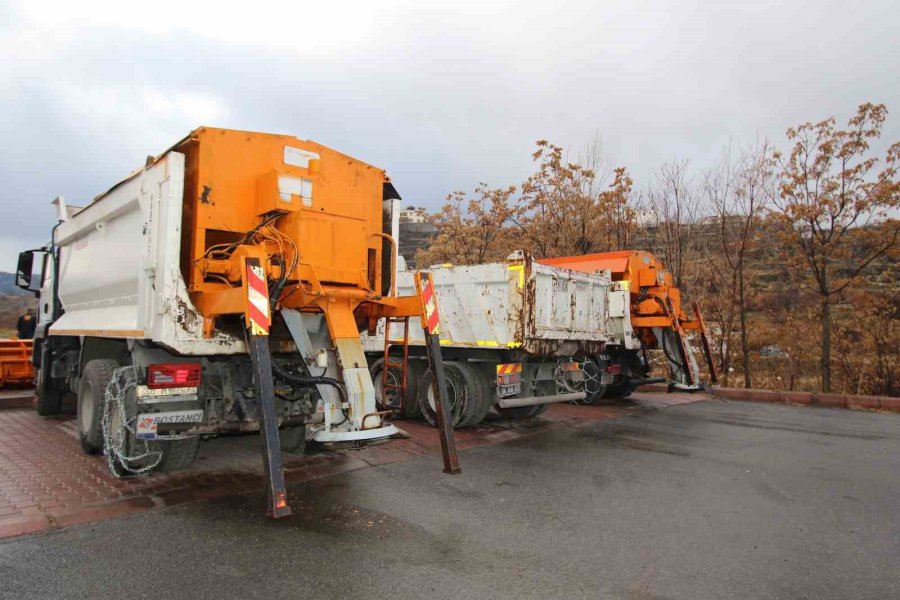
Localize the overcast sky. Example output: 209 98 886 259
1 0 898 268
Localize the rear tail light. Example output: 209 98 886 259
606 363 622 375
147 363 201 388
496 363 523 385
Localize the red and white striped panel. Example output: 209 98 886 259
246 263 270 335
421 278 440 335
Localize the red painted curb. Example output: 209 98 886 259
714 387 898 413
0 514 52 539
812 393 847 408
846 396 881 410
882 398 900 412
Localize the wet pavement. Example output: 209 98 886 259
0 390 675 539
1 398 898 599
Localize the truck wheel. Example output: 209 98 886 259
371 358 423 419
154 438 201 472
459 363 495 427
582 358 605 404
35 365 63 416
78 359 119 455
417 362 473 428
103 367 199 475
495 404 543 420
603 381 636 399
279 427 307 454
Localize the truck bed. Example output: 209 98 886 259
48 153 243 355
364 255 636 357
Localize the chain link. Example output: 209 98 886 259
102 366 162 476
557 357 599 404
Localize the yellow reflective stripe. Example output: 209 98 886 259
506 341 523 348
476 340 500 347
439 339 452 345
507 264 525 289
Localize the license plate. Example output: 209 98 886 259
497 383 521 398
136 410 203 439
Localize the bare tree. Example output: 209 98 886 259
508 139 636 258
773 103 900 392
703 140 773 387
646 159 703 291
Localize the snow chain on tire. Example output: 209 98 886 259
102 366 162 476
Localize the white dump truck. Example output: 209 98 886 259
15 127 450 517
363 252 647 427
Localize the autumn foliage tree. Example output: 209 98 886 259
598 167 638 251
419 140 638 265
509 140 610 257
773 103 900 392
414 184 518 266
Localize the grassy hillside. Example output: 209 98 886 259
0 271 28 296
0 293 36 337
0 272 37 337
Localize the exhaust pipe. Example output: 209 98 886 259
497 391 586 409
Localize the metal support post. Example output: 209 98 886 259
415 272 460 475
245 256 291 518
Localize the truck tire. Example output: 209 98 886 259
103 367 200 475
582 358 605 404
417 362 475 428
371 358 424 419
602 380 636 399
495 404 543 420
279 426 307 454
459 363 496 427
79 359 119 455
154 438 201 472
35 365 63 416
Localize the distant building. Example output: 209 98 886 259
635 209 659 228
397 206 435 267
399 206 428 224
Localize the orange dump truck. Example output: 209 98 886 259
541 250 718 395
14 127 452 517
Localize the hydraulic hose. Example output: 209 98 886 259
660 330 686 379
270 360 347 405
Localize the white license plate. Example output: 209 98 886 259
497 383 521 398
136 410 203 439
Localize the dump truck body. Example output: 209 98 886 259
365 253 636 354
540 250 718 391
362 253 641 425
17 128 447 515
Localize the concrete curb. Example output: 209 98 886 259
711 387 900 413
636 382 898 413
0 392 34 409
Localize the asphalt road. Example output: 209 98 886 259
2 399 898 600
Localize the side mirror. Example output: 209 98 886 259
16 251 34 290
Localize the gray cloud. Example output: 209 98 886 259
1 0 898 267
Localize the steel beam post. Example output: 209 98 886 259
244 256 291 518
